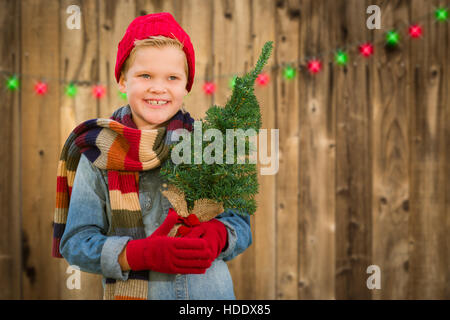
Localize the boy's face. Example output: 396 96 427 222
118 46 188 130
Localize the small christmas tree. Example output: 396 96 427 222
160 41 274 218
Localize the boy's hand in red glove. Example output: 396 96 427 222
184 219 228 261
125 208 213 274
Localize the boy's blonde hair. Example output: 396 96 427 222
120 35 188 81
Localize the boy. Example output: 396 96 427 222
55 12 252 300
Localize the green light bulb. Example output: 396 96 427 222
386 30 400 46
335 50 348 66
283 66 296 80
118 91 127 100
435 8 448 22
65 83 77 97
229 76 237 89
6 75 19 91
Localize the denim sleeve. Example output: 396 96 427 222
216 209 252 261
59 153 131 281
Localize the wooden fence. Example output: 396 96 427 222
1 0 449 299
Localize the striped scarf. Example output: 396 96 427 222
52 105 194 299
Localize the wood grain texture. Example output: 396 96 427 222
99 0 137 118
407 0 449 299
274 0 300 300
252 0 277 300
298 0 336 299
21 0 61 299
370 0 410 299
178 0 214 120
0 0 22 299
334 0 373 300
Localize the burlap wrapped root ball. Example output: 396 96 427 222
161 183 224 237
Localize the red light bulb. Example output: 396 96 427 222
34 81 48 95
256 73 270 86
203 82 216 95
92 85 106 99
307 59 322 74
408 24 423 38
359 43 374 57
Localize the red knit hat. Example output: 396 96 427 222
115 12 195 92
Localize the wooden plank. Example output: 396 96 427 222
408 0 449 299
0 0 22 300
212 0 256 299
178 0 214 120
369 0 410 299
297 0 336 299
57 0 103 299
274 0 300 300
252 0 277 300
98 0 137 118
445 2 450 298
60 0 101 142
335 0 372 299
21 0 61 299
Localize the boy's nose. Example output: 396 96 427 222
148 83 167 92
149 86 167 93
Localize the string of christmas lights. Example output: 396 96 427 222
1 6 448 98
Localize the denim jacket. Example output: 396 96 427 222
60 153 252 300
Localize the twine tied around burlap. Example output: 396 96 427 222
161 183 224 237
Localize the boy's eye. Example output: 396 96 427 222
139 74 177 80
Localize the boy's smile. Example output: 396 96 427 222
118 45 189 130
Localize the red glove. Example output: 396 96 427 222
185 219 228 260
125 208 213 274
